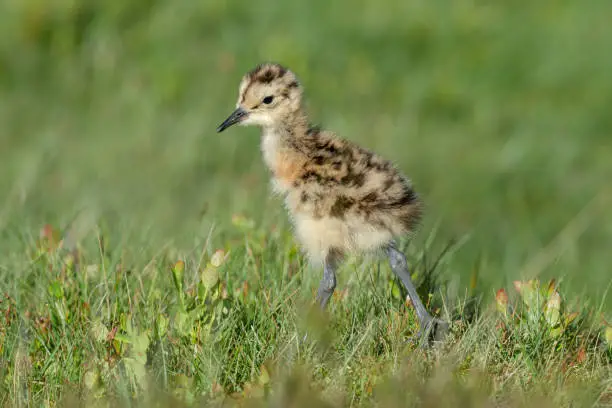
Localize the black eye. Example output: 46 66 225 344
262 96 274 104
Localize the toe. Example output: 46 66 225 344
432 319 449 342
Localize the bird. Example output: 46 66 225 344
216 62 448 344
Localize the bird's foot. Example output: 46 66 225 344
407 316 449 349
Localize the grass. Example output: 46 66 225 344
1 0 611 406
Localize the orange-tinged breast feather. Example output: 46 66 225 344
273 151 305 189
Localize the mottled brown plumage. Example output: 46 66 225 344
217 62 447 345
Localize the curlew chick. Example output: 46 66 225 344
217 63 448 343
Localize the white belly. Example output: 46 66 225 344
292 213 393 264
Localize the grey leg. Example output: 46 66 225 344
316 255 337 309
301 253 339 344
386 243 448 345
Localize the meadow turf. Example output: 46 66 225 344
0 0 611 406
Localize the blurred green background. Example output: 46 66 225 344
1 0 611 306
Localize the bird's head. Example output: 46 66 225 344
217 63 303 132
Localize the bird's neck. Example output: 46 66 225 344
260 108 309 188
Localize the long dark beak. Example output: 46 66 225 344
216 107 248 133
